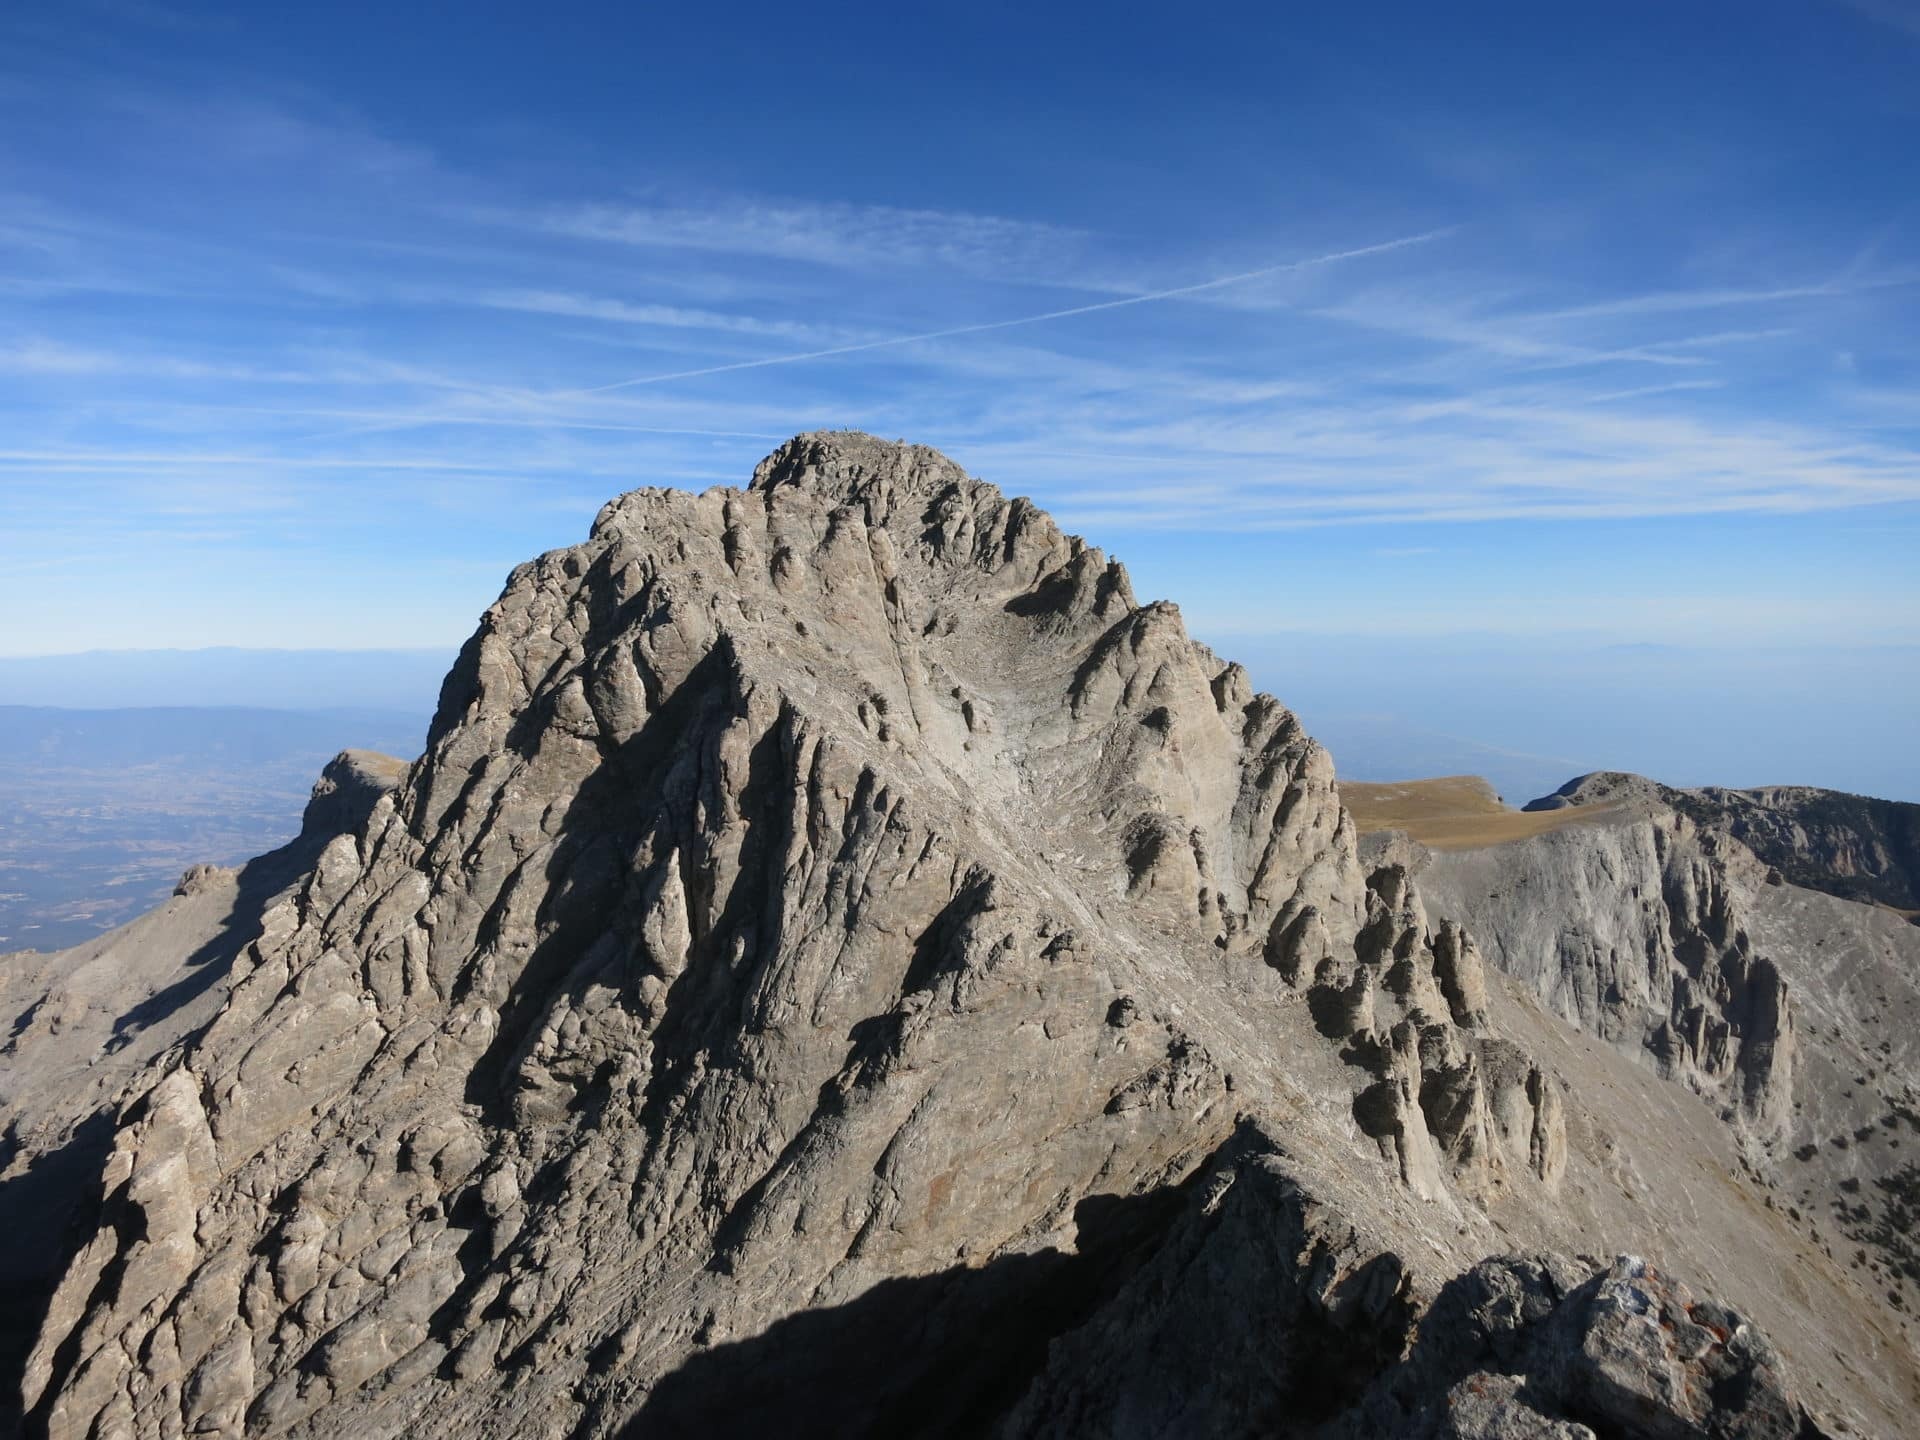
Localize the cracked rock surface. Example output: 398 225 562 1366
1528 771 1920 913
6 435 1911 1437
1415 778 1920 1380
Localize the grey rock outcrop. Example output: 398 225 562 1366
1419 812 1798 1140
297 749 410 846
1525 772 1670 816
1529 772 1920 914
7 436 1901 1437
0 750 405 1434
1418 781 1920 1331
1301 861 1564 1198
1329 1252 1828 1440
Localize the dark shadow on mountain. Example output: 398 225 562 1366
0 1110 114 1436
457 641 753 1122
619 1186 1187 1440
103 851 303 1049
1001 568 1080 617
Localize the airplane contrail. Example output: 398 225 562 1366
290 228 1452 443
566 228 1455 397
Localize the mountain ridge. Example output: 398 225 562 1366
1527 770 1920 915
4 434 1909 1437
1350 767 1920 1355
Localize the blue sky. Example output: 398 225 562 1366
2 1 1918 791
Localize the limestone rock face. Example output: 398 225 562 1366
1412 812 1798 1140
1528 771 1920 913
298 750 411 847
9 436 1893 1437
1417 787 1920 1337
0 749 406 1435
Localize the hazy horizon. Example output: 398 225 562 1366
6 637 1914 804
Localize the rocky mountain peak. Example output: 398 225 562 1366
10 436 1895 1438
748 428 974 502
1523 770 1668 813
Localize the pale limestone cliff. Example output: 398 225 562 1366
7 436 1899 1438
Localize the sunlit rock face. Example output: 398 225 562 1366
16 436 1881 1438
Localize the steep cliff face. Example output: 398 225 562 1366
1409 813 1797 1141
1529 772 1920 914
1415 799 1920 1321
10 436 1898 1438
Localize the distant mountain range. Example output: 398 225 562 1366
0 654 442 950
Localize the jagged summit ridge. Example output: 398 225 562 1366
18 434 1865 1438
431 428 1344 959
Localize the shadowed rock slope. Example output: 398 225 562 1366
12 435 1911 1437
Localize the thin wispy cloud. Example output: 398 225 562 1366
1645 328 1796 351
0 338 313 382
1836 0 1920 41
1313 292 1718 370
534 196 1089 278
0 449 575 471
1527 283 1849 323
283 230 1453 443
2 3 1917 662
127 411 792 442
1584 380 1725 404
572 230 1456 396
477 288 867 343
